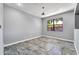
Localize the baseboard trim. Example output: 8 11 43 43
42 35 74 43
4 35 74 47
4 35 42 47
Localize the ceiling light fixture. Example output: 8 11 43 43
41 6 45 15
17 3 22 6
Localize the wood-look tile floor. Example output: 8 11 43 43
4 37 76 55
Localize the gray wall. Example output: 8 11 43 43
42 11 75 40
75 15 79 29
0 3 3 54
75 3 79 29
3 5 42 45
74 3 79 54
74 29 79 54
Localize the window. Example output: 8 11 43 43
47 17 63 31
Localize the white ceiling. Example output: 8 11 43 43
5 3 76 18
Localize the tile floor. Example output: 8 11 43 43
4 37 76 55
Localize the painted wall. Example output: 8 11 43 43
75 15 79 29
42 11 75 41
74 3 79 54
75 3 79 29
0 4 3 55
74 29 79 54
3 5 42 45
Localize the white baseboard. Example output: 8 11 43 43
4 35 74 47
74 43 79 55
42 35 74 43
4 35 42 47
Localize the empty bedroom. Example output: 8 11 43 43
0 3 78 55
